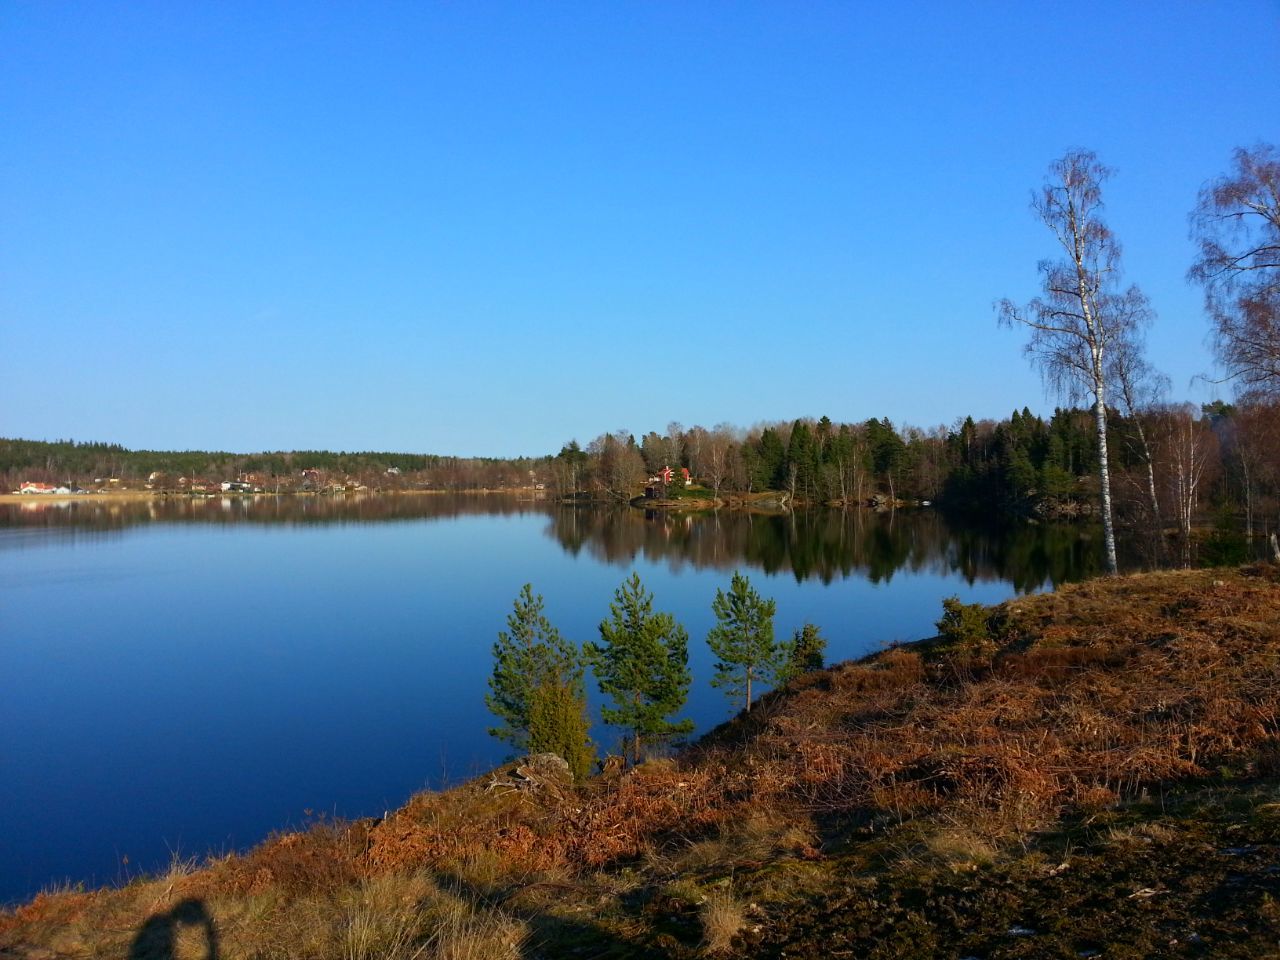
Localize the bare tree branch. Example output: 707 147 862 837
1190 143 1280 399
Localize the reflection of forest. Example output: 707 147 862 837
0 495 1107 591
547 506 1109 592
0 493 548 536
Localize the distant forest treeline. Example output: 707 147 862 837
0 439 547 492
4 396 1277 545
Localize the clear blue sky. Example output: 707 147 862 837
3 2 1277 456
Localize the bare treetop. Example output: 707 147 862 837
1037 150 1119 286
1190 143 1280 397
999 150 1148 404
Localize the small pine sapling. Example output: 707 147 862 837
707 572 779 712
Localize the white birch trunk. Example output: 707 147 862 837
1092 394 1120 575
1080 279 1119 576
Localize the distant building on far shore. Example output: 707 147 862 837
17 482 70 494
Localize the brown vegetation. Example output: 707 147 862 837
4 565 1279 957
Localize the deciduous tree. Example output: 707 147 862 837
998 149 1150 575
1230 401 1280 540
702 423 736 497
1190 144 1280 398
589 431 646 500
1157 405 1219 567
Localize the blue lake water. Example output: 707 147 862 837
0 494 1105 903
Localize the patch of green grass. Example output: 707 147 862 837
666 484 716 500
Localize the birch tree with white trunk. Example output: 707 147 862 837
998 149 1150 576
702 423 736 498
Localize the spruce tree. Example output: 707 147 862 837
706 571 779 712
755 428 787 490
586 573 693 763
786 420 819 501
486 584 590 766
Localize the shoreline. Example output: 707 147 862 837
0 488 545 506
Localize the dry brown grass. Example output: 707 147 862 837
668 810 817 875
919 822 999 870
422 896 526 960
698 886 748 955
338 871 435 960
4 565 1279 956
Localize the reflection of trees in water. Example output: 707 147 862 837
546 506 1109 591
0 495 1110 590
0 493 549 536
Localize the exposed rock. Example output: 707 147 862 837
485 753 573 798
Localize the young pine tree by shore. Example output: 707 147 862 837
707 572 782 712
586 573 693 764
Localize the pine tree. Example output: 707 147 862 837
706 572 779 712
777 622 827 685
586 573 693 763
486 584 588 760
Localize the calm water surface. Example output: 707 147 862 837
0 494 1105 903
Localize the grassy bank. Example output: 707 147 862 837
3 565 1279 958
